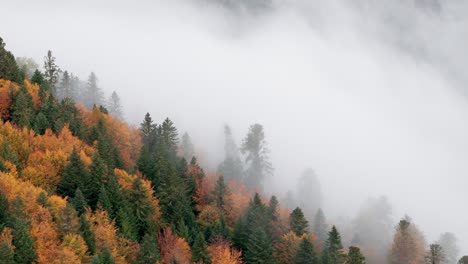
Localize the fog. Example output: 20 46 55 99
2 0 468 256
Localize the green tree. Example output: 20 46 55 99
11 219 37 264
218 124 243 182
88 153 106 208
213 175 228 210
79 215 96 254
0 142 19 169
241 123 272 189
33 112 49 135
425 244 445 264
180 132 195 161
0 37 21 82
161 117 179 157
135 233 160 264
107 91 123 119
295 238 318 264
97 186 113 215
11 85 35 128
70 188 88 216
346 246 366 264
290 207 309 236
322 226 344 264
0 240 15 264
43 50 60 94
313 208 328 243
192 232 212 264
85 72 103 109
91 247 115 264
57 70 75 100
116 206 137 241
57 148 89 198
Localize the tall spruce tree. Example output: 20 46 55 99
107 91 123 119
180 132 195 161
425 244 445 264
290 207 309 236
218 124 243 182
135 232 160 264
0 37 21 82
241 123 272 190
57 148 89 198
85 72 103 108
11 85 35 128
192 231 212 264
313 208 328 243
43 50 60 94
322 226 344 264
346 246 366 264
295 238 318 264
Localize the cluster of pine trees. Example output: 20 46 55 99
0 36 467 264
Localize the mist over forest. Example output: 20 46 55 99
1 0 468 263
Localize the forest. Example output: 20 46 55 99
0 27 467 264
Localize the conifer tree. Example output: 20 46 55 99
192 231 212 264
128 178 154 239
97 186 113 215
11 85 35 128
43 50 60 94
267 195 282 242
218 124 243 182
346 246 366 264
0 37 21 82
161 117 179 157
57 148 89 198
459 256 468 264
313 208 328 243
0 142 19 169
107 91 123 119
88 153 106 208
57 70 74 100
213 175 228 210
425 244 445 264
0 190 9 225
241 123 272 189
91 247 115 264
290 207 309 236
33 112 49 135
295 238 318 264
135 233 161 264
180 132 195 161
71 188 88 216
322 226 344 264
85 72 103 108
0 240 15 264
116 206 138 241
79 215 96 254
11 219 37 264
437 233 459 264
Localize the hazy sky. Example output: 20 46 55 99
2 0 468 255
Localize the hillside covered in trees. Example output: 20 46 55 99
0 34 467 264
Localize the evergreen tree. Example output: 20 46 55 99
11 219 37 264
0 37 21 82
135 233 160 264
107 91 123 119
116 206 137 241
128 178 154 240
290 207 309 236
322 226 344 264
297 168 322 220
57 70 75 100
57 148 89 198
267 195 282 242
213 175 228 210
97 186 113 215
43 50 60 94
192 232 212 264
437 233 459 264
70 188 88 216
0 142 19 169
459 256 468 264
0 160 6 172
425 244 445 264
79 215 96 254
91 247 115 264
180 132 195 161
218 124 243 182
161 117 179 157
295 238 318 264
0 240 15 264
240 123 272 190
346 246 366 264
88 153 106 208
85 72 103 108
11 85 35 128
139 112 158 149
33 112 49 135
0 190 9 225
313 208 328 243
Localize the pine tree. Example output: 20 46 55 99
97 186 113 215
180 132 195 161
85 72 103 108
33 112 49 135
107 91 123 119
0 37 21 82
346 246 366 264
295 238 318 264
290 207 309 236
79 215 96 254
322 226 344 264
0 142 19 169
267 195 282 242
313 208 328 243
116 206 137 241
11 219 37 264
139 112 158 149
71 188 88 216
43 50 60 94
0 190 9 225
57 148 89 198
128 178 153 240
192 232 212 264
213 175 228 210
88 153 106 208
437 233 459 264
0 241 15 264
91 247 115 264
218 124 243 182
58 70 75 100
297 169 322 220
241 123 272 190
425 244 445 264
135 233 161 264
11 85 35 128
161 117 179 157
